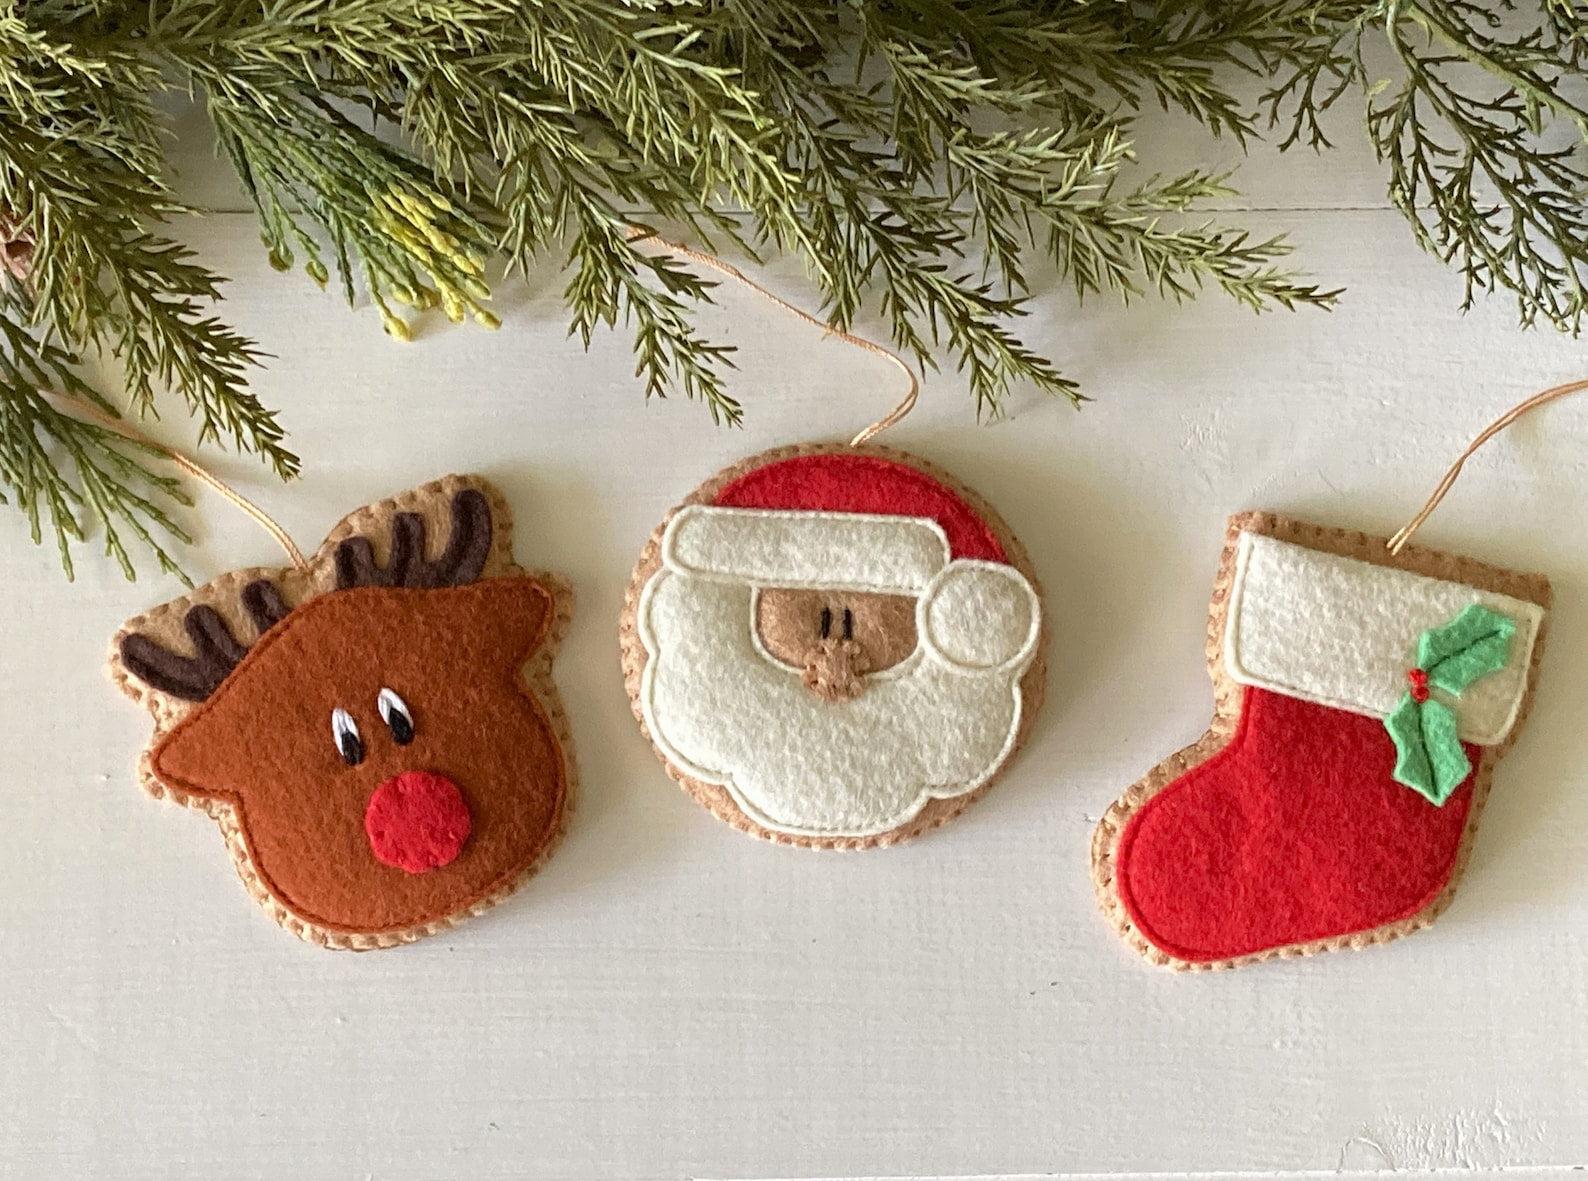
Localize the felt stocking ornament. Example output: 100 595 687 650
110 474 575 949
1090 377 1586 970
616 238 1046 849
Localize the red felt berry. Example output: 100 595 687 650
1408 667 1431 703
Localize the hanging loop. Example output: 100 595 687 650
1388 377 1588 555
624 228 919 445
46 392 309 571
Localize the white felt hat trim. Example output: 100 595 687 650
661 504 951 594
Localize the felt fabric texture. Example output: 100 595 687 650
1092 510 1551 971
1386 692 1469 805
152 578 565 935
108 474 579 950
334 490 493 590
755 588 918 674
918 560 1039 672
1114 686 1478 964
364 770 473 873
1384 603 1520 804
798 637 869 702
1418 604 1517 696
663 504 950 593
637 565 1035 836
1226 531 1543 745
119 604 250 702
619 442 1048 850
242 578 291 633
714 453 1009 562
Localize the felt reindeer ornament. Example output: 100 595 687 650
617 235 1046 848
1092 380 1578 970
108 472 574 949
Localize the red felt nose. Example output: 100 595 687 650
365 771 472 873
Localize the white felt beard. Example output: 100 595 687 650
637 565 1038 839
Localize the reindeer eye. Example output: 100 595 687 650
377 688 414 745
331 708 364 766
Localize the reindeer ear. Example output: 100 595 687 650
144 575 559 802
444 576 558 671
149 682 270 805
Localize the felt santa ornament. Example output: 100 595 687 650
621 443 1046 848
1091 377 1578 970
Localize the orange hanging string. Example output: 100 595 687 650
1388 376 1588 555
45 391 310 571
624 227 919 445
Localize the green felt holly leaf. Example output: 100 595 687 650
1386 692 1470 806
1416 603 1516 696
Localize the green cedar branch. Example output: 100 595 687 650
2 0 1587 577
0 290 193 580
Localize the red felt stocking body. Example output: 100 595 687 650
1113 686 1477 964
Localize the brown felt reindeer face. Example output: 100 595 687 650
110 477 573 949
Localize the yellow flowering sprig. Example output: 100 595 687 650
209 96 500 346
371 187 500 340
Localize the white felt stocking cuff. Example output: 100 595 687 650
1224 532 1544 745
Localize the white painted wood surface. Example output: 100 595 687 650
2 105 1586 1181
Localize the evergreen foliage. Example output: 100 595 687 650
1 1 1584 574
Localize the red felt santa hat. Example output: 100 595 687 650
659 452 1038 672
661 452 1007 592
720 452 1006 553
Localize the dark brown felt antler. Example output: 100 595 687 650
241 580 291 632
120 488 496 703
334 489 493 591
119 578 290 702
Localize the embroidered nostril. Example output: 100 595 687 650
364 771 472 873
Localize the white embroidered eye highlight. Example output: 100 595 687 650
331 708 364 766
377 688 414 745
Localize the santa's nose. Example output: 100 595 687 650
803 636 869 702
364 771 473 873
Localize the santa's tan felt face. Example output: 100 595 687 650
756 588 917 700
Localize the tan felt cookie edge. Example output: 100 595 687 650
106 474 579 951
1089 510 1552 972
618 441 1048 850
